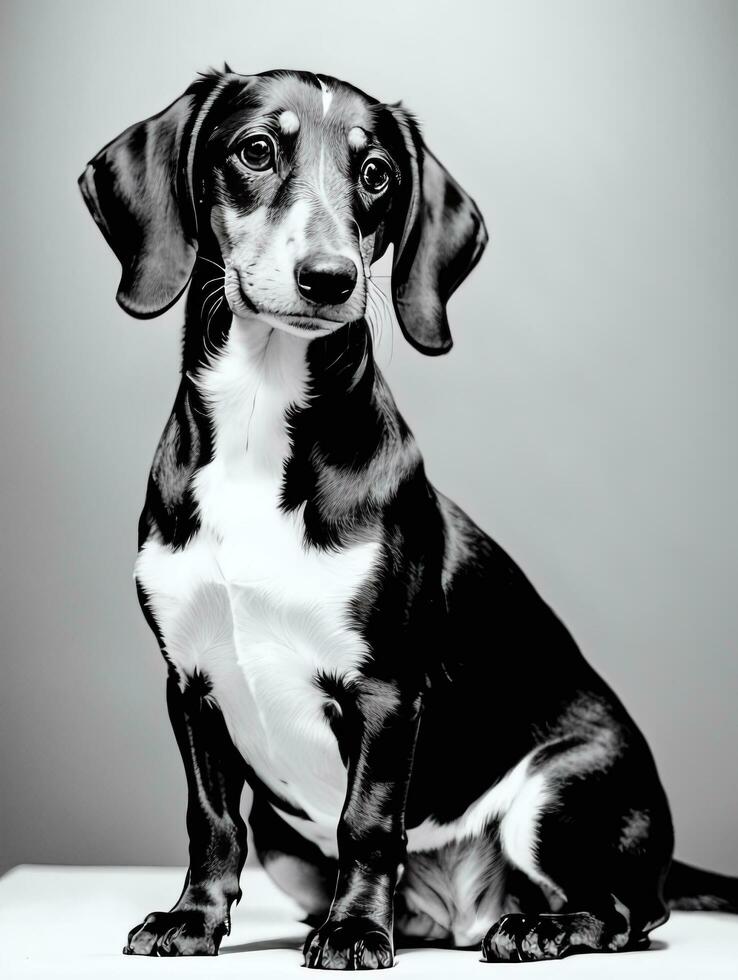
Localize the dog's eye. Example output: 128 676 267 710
238 134 277 172
360 157 391 194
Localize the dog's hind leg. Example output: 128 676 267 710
482 728 673 963
249 788 337 926
124 670 248 956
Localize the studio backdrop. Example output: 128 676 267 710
1 0 736 875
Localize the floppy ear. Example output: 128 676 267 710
385 108 488 355
78 82 213 318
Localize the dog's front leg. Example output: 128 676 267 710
124 670 248 956
303 678 423 970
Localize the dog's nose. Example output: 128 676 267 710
295 255 357 306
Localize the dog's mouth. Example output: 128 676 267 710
225 273 356 335
280 313 345 329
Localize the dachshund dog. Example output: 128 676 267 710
79 68 738 968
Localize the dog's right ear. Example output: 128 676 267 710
78 77 221 318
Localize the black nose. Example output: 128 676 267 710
295 255 358 306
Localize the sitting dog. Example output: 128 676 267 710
79 67 738 967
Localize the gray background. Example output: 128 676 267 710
1 0 736 876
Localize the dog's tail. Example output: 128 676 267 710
665 859 738 912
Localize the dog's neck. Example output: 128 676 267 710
182 254 376 398
145 255 423 550
182 253 409 486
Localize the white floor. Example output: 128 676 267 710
1 865 737 978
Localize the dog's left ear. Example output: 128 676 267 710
383 107 488 355
78 77 220 318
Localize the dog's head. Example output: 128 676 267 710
79 68 487 355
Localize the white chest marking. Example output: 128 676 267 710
135 319 380 836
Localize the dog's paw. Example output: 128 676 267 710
303 916 394 970
481 913 571 962
123 908 226 956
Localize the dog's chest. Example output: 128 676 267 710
136 324 380 825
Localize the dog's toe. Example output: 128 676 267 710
303 916 394 970
481 913 569 963
123 909 223 956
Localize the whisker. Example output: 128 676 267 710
207 296 224 337
372 286 386 337
201 284 224 319
365 290 378 344
378 283 396 362
201 298 225 366
201 274 226 290
348 328 369 393
371 293 384 349
367 281 384 342
325 339 348 372
352 218 364 251
368 278 395 362
199 256 226 273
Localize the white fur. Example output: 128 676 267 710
135 317 381 830
399 836 506 947
317 76 332 117
407 753 535 852
407 750 561 904
316 145 347 240
135 314 562 928
278 109 300 135
348 126 368 152
499 769 562 897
